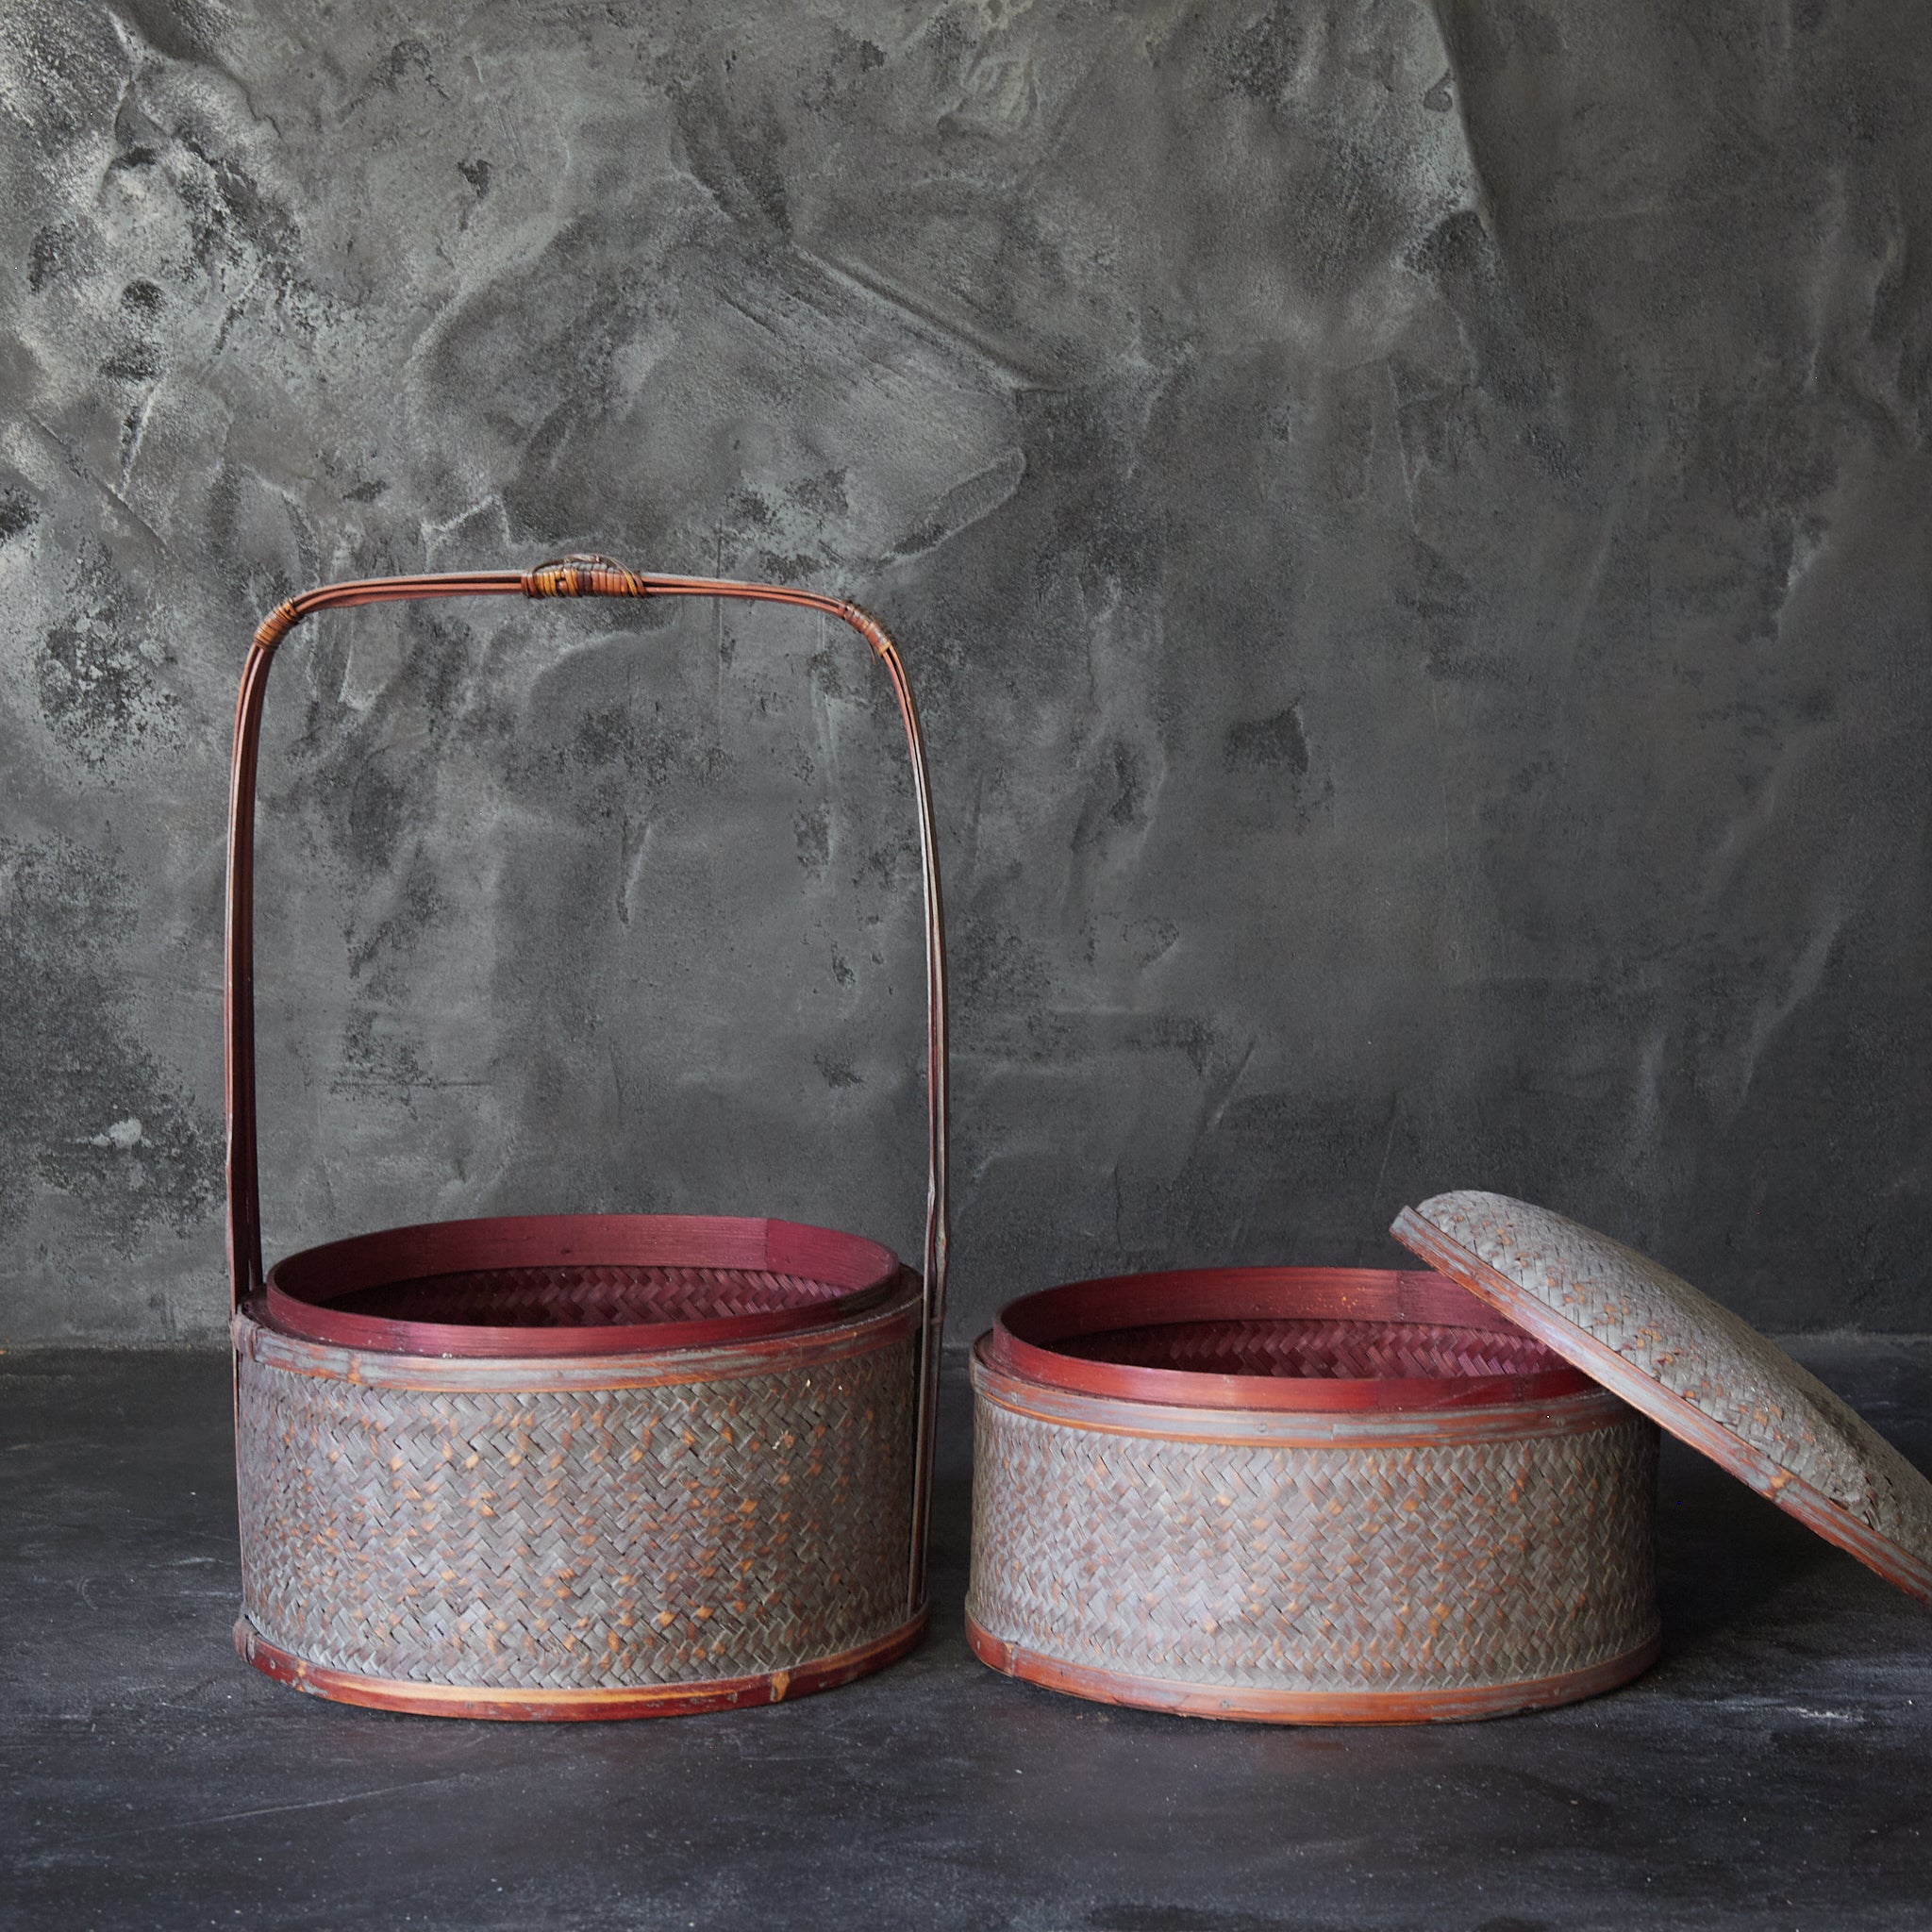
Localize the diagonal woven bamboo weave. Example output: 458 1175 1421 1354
968 1367 1658 1697
238 1307 916 1691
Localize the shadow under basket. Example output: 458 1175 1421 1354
234 1214 926 1720
965 1267 1662 1724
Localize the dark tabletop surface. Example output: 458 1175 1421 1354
4 1339 1930 1931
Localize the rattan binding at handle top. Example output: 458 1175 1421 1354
225 556 951 1611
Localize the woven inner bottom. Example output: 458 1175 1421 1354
1057 1318 1566 1381
330 1264 839 1329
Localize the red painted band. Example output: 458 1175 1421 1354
988 1266 1591 1412
262 1212 898 1357
970 1335 1632 1447
236 1271 921 1392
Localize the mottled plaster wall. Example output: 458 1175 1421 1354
1 1 1928 1345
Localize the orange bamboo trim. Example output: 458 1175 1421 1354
238 1609 929 1721
965 1618 1660 1724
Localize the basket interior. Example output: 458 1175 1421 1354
1057 1316 1565 1381
331 1262 843 1330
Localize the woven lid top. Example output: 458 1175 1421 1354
1391 1191 1932 1606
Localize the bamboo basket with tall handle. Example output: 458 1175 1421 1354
225 555 948 1720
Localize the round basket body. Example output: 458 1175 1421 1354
234 1213 924 1720
966 1267 1660 1724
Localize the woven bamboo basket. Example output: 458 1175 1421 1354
967 1264 1661 1723
225 556 949 1720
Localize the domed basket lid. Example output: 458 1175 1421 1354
1391 1190 1932 1607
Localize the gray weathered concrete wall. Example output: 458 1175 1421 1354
2 1 1928 1345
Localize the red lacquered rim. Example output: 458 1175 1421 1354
965 1615 1659 1724
264 1212 899 1357
987 1267 1592 1412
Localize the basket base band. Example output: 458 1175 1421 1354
965 1616 1660 1724
236 1610 928 1722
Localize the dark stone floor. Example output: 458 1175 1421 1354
4 1341 1931 1931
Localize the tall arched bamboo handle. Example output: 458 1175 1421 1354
225 556 950 1611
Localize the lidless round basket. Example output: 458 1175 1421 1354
224 558 949 1720
966 1266 1659 1724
